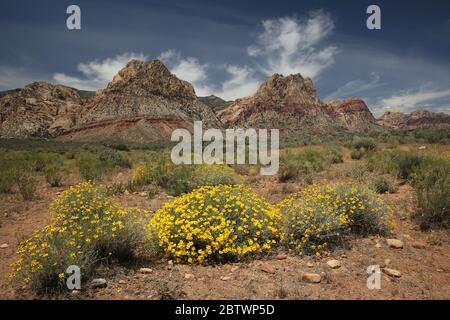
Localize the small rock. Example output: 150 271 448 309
306 262 314 268
261 263 275 274
301 272 321 283
0 243 9 249
419 145 426 150
71 290 80 295
231 266 239 272
138 192 147 197
124 190 130 195
382 268 402 278
326 259 341 269
139 268 153 274
166 195 174 199
387 239 404 249
184 273 195 280
220 276 231 281
375 243 382 249
118 280 126 284
412 241 427 249
90 278 107 289
384 259 391 266
276 252 287 260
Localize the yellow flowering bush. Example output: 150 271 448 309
278 183 390 256
9 182 151 292
150 185 280 263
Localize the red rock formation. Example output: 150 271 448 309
59 60 221 142
325 98 377 131
377 109 450 129
219 74 378 134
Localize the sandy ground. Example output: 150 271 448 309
1 170 449 300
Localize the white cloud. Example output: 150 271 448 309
325 72 384 101
159 51 260 100
53 52 147 90
213 65 261 100
247 11 337 78
158 50 212 96
374 87 450 115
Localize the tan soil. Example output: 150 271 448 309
1 167 449 300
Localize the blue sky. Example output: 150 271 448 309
0 0 449 116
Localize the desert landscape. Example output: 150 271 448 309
0 59 449 300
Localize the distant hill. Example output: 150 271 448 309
199 95 232 112
377 110 450 129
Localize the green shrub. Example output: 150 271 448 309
350 149 364 160
352 137 377 151
0 161 15 193
108 143 130 152
98 148 131 168
325 145 343 164
12 163 37 200
278 149 327 182
365 149 397 174
371 176 397 194
278 152 301 182
413 157 450 225
413 126 450 144
132 157 193 195
76 152 104 181
44 165 68 187
394 153 422 180
189 165 242 190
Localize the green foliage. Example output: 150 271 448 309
189 165 243 190
107 143 130 152
12 162 37 200
371 176 397 194
350 149 364 160
325 145 344 164
352 137 378 151
278 149 327 182
0 160 15 193
413 157 450 225
98 148 132 168
394 153 423 180
76 152 104 181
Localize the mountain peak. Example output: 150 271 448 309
255 73 320 104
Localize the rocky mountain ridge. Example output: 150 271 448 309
377 109 450 129
218 74 378 134
0 59 448 141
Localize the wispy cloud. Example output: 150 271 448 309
325 73 384 101
160 50 261 100
53 52 148 91
247 11 337 78
373 87 450 115
50 11 337 100
213 65 261 100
